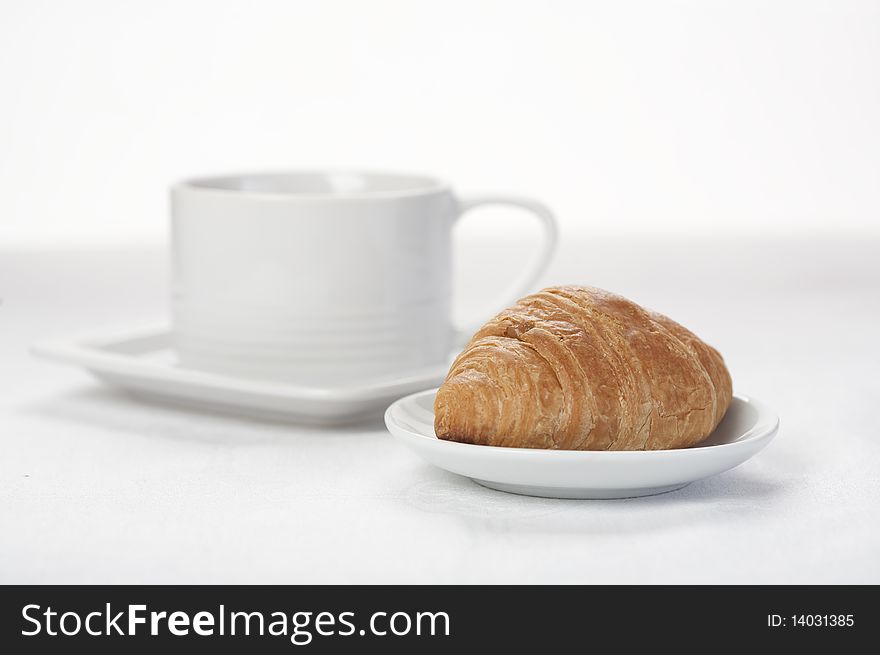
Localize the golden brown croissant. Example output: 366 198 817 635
435 285 732 450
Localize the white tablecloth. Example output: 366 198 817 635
2 236 878 583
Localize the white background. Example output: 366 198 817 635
2 0 879 248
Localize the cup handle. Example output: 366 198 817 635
452 195 558 347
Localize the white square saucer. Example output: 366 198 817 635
31 325 449 425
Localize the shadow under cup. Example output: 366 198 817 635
171 171 459 387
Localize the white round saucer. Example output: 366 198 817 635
384 389 779 499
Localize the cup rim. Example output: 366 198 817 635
173 169 451 201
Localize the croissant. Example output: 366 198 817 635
435 285 732 450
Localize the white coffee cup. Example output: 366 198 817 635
171 171 557 386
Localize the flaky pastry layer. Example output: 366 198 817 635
434 286 732 450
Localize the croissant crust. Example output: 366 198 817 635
434 285 732 450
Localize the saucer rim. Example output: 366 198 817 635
385 388 780 457
30 323 450 403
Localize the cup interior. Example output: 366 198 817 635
181 171 446 197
